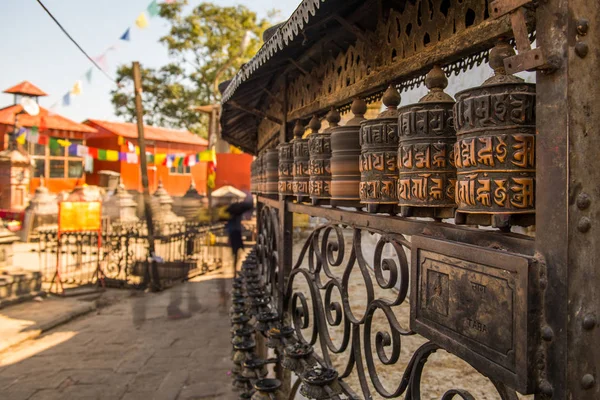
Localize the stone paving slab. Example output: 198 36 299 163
0 296 97 354
0 269 237 400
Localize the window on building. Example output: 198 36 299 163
169 164 191 175
33 158 45 178
68 160 83 178
30 137 86 179
49 159 65 178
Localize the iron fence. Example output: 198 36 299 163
36 221 227 290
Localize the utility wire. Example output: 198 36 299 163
35 0 116 83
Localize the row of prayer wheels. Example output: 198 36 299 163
250 41 536 227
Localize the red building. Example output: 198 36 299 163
0 81 97 194
84 120 209 196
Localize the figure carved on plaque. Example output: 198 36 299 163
427 269 449 316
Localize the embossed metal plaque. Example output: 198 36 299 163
410 235 535 394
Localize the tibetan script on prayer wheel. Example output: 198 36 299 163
359 85 401 211
292 120 310 202
397 66 457 210
278 142 294 198
453 41 536 217
309 110 338 205
265 148 279 196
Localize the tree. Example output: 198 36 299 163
111 1 275 137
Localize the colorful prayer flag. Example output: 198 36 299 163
147 0 160 17
126 153 139 164
71 80 83 96
85 68 93 84
57 139 71 147
155 153 167 165
38 135 48 145
136 12 149 28
128 141 135 153
98 149 107 160
106 150 119 161
117 136 125 145
188 154 196 167
76 145 89 157
62 93 71 106
16 132 26 145
120 28 131 41
88 147 99 159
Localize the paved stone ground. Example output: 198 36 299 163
0 269 237 400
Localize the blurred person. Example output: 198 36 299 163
224 200 254 275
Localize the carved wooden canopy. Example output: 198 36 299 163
220 0 525 155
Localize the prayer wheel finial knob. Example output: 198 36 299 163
420 65 454 103
425 65 448 92
382 85 401 110
325 107 341 128
309 114 321 133
293 120 304 138
489 39 516 76
484 39 522 85
351 98 367 118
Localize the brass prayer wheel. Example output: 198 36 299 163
257 154 265 195
250 159 257 194
292 120 310 202
453 40 536 226
359 85 401 213
397 65 456 218
330 98 366 208
278 141 294 198
309 110 338 205
264 148 279 196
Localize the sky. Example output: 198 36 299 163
0 0 299 124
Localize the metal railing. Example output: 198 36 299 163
36 221 227 290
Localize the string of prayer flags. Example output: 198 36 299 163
120 28 131 41
136 12 149 29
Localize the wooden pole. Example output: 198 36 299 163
132 61 160 292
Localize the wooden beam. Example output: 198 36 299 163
332 14 369 43
287 58 309 76
261 88 282 105
229 101 282 125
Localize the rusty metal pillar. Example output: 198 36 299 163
536 0 600 398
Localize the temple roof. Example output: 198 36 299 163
3 81 48 97
0 105 96 133
85 120 209 146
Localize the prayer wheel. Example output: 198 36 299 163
278 141 294 198
264 148 279 196
292 120 310 202
330 98 366 208
309 110 338 205
397 66 457 218
257 154 264 195
250 159 257 194
359 85 401 213
453 40 536 227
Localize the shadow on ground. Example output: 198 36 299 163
0 270 236 400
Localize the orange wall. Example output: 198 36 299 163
30 178 82 194
85 133 208 196
215 153 252 192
